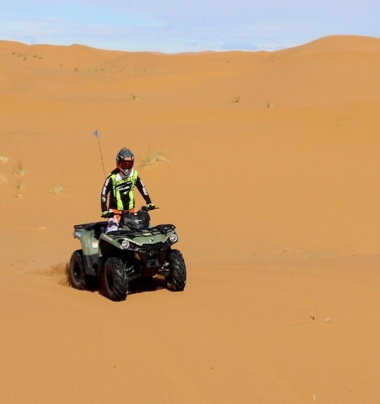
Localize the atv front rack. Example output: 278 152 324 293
108 224 176 239
73 221 176 241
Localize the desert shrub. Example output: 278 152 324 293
139 148 169 169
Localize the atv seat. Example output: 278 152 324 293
94 222 107 239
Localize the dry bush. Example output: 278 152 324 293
139 148 169 169
16 181 25 190
50 184 64 195
13 161 25 176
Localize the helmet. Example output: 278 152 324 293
116 147 134 175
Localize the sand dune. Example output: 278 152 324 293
1 35 380 403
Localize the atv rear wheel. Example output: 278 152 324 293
102 257 128 301
166 249 186 291
69 250 88 290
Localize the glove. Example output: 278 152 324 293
147 203 155 210
101 211 109 218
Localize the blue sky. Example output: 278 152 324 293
1 0 380 53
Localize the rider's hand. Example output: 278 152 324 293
147 203 155 210
101 211 109 218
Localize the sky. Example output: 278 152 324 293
1 0 380 53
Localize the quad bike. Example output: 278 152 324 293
69 206 186 301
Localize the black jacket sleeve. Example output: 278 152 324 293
136 176 152 204
100 175 112 212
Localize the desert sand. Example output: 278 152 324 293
1 34 380 403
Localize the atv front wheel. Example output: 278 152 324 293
69 250 88 290
101 257 128 301
166 249 186 291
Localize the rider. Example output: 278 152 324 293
101 147 155 232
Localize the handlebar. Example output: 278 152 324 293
141 205 159 212
101 206 159 218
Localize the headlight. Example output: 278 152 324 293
169 233 178 243
121 239 130 249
